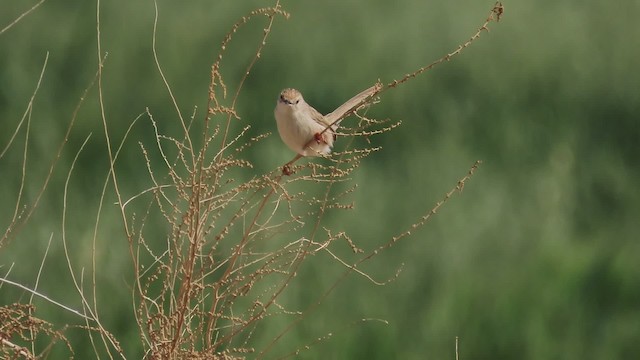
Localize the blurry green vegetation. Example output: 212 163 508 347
1 0 639 359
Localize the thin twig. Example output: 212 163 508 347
0 0 47 36
0 277 92 320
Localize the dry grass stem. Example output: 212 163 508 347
0 0 47 36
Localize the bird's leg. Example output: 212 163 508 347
314 132 325 144
282 154 302 176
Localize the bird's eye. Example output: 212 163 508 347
294 99 299 104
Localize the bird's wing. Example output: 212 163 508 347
308 105 331 129
324 82 382 126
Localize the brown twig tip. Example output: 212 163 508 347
493 2 504 22
457 160 482 192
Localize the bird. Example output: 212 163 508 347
273 84 381 173
274 88 335 157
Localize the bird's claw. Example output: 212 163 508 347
282 164 294 176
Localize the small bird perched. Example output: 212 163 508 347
274 84 381 174
274 88 335 157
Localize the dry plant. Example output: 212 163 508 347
0 0 503 358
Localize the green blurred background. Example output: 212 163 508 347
1 0 639 358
